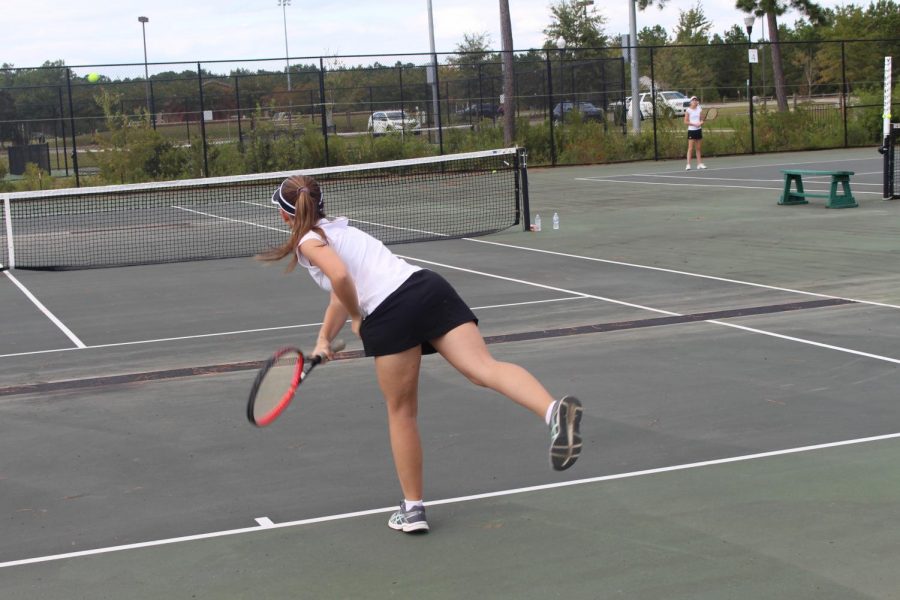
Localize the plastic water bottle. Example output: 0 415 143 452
534 214 542 231
552 212 559 230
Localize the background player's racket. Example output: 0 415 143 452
703 107 719 121
247 339 345 427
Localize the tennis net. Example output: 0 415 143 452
1 148 528 270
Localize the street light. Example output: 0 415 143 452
278 0 292 91
138 16 152 125
743 15 756 154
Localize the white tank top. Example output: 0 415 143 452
686 106 703 130
297 217 421 316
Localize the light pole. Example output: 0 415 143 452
138 16 151 115
278 0 292 91
744 15 756 154
426 0 440 140
628 0 640 133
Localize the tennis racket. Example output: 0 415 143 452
247 339 345 427
703 107 719 121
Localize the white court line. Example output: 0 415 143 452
400 255 900 366
0 296 585 360
466 238 900 311
574 178 887 196
2 431 898 569
2 270 85 349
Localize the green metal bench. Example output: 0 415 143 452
779 169 857 209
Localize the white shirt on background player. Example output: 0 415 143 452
297 217 420 318
686 105 703 130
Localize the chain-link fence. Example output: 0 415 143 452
1 38 897 188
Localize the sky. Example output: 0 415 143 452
3 0 853 75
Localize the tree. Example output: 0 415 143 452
543 0 608 53
499 0 516 145
735 0 829 112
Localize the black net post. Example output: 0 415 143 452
197 63 210 178
516 147 530 231
65 68 80 187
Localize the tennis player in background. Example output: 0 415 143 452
684 96 707 170
259 175 583 534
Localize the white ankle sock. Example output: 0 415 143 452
404 499 424 511
544 401 558 425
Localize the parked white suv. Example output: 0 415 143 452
626 91 691 120
367 110 421 136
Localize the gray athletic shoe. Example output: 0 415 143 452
388 501 430 533
549 396 583 471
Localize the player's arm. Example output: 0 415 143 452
315 292 349 356
684 111 690 125
301 239 365 342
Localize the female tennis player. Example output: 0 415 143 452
259 175 583 533
684 96 706 170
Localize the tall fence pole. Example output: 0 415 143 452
650 47 658 161
65 68 80 187
149 80 157 130
234 75 244 151
841 41 848 148
57 87 69 176
318 57 330 166
545 49 557 166
197 62 209 177
433 56 444 155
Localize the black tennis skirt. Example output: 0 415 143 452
360 269 478 357
687 129 703 140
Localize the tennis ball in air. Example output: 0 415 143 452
87 73 100 83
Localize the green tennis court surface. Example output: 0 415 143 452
2 147 899 598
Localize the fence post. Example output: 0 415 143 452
433 56 444 155
398 67 405 134
545 49 557 166
197 62 210 177
650 47 658 161
318 57 330 166
57 87 69 176
841 41 848 148
149 80 157 130
234 75 244 151
65 68 80 187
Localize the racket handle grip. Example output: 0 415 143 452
310 339 346 365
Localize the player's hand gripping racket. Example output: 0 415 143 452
247 340 345 427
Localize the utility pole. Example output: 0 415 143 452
499 0 516 145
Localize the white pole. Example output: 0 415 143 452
281 0 292 92
884 56 893 138
427 0 439 129
628 0 640 133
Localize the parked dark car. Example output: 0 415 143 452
456 103 501 118
552 101 604 123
